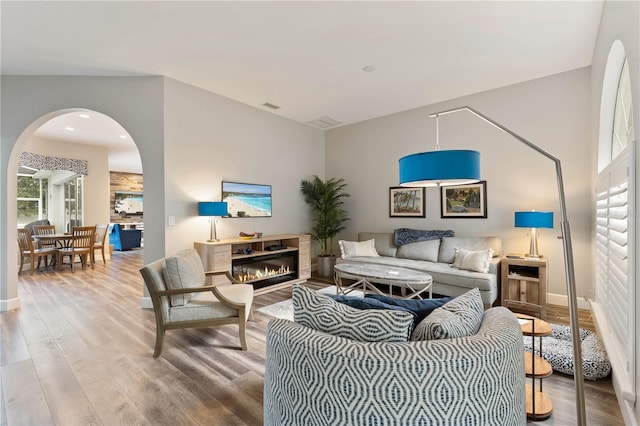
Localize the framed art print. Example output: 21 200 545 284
389 187 426 218
440 181 487 218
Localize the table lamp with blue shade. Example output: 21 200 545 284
198 201 228 242
515 211 554 258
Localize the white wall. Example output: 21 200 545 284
325 68 592 304
589 1 639 424
23 135 111 229
162 78 325 254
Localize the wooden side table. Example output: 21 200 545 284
516 313 553 421
501 256 548 318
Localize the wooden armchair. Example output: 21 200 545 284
139 249 254 358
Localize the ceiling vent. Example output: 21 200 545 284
307 116 343 129
262 102 280 110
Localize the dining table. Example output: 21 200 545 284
33 233 73 248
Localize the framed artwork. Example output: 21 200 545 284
440 181 487 218
389 187 426 218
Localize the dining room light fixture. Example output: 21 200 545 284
515 210 554 258
399 114 481 187
398 106 586 425
198 201 228 242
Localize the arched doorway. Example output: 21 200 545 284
4 108 144 309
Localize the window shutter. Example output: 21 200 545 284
594 144 635 402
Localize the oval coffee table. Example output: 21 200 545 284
333 262 433 299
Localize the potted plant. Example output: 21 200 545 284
300 175 350 277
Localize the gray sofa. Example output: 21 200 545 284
264 307 526 425
336 232 502 305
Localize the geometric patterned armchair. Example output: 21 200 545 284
139 249 253 358
264 304 526 425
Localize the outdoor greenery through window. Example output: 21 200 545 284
17 173 48 227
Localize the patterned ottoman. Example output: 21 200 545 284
523 323 611 380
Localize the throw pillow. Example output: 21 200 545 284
292 284 414 343
162 249 206 307
411 288 484 340
328 294 417 322
365 294 453 325
396 239 441 263
338 239 380 259
451 247 494 273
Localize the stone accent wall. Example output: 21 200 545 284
110 172 143 223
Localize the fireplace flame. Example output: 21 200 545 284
235 264 291 283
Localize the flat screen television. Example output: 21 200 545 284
222 181 272 217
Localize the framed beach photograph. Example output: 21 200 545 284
441 181 487 218
389 187 426 218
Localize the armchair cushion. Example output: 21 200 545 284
411 287 484 340
163 249 206 306
168 284 254 323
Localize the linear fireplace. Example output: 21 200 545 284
232 251 298 290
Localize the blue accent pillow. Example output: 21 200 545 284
365 294 453 325
327 295 417 322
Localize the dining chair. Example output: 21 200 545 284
57 226 96 271
17 228 58 275
33 224 57 248
91 224 109 265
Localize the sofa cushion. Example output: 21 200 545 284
452 247 494 273
394 228 454 246
359 232 397 257
328 295 417 322
365 294 453 325
411 288 484 340
438 236 502 263
162 249 206 307
397 239 441 262
292 284 414 343
339 239 379 259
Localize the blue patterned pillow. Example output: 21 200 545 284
365 294 453 325
292 285 415 343
394 228 455 246
411 288 484 340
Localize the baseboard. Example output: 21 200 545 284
140 297 153 309
0 297 21 312
547 292 591 310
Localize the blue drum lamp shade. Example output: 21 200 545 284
515 211 554 258
198 201 228 241
399 150 481 187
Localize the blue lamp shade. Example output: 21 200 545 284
198 201 228 217
514 211 554 229
399 150 481 187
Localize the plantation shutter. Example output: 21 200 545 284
594 143 635 402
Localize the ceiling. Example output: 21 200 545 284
2 1 604 173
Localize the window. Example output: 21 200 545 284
611 60 634 160
17 173 48 227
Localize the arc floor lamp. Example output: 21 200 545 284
399 106 586 425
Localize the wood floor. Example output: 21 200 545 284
1 250 623 425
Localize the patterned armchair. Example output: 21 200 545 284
264 306 526 426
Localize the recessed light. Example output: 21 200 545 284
79 113 90 119
362 65 375 72
119 135 127 139
65 127 75 131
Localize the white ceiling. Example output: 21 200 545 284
2 1 604 173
